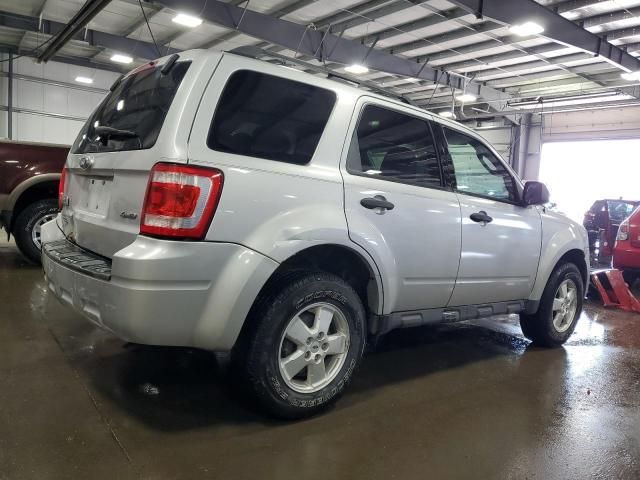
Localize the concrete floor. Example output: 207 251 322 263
1 240 639 480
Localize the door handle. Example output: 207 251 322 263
470 210 493 224
360 195 395 211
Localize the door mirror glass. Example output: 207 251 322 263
523 181 550 206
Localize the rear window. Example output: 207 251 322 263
607 200 638 222
207 70 336 165
71 61 190 154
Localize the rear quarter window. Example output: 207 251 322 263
207 70 336 165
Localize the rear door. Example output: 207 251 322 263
342 100 462 313
437 124 542 306
60 52 218 257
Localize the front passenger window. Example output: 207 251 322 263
443 127 517 202
346 105 442 189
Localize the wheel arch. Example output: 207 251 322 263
527 246 588 314
7 174 60 232
557 249 589 289
262 243 383 315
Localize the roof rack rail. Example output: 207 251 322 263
229 46 418 107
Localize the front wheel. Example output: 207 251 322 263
233 271 366 419
520 262 584 347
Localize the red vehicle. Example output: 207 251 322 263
0 140 68 262
613 207 640 284
584 199 640 260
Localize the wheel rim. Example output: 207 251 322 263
278 302 350 394
31 212 57 250
552 279 578 333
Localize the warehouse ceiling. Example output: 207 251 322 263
1 0 640 120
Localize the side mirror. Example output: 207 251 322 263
523 181 550 206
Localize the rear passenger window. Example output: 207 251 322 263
346 105 442 188
207 70 336 164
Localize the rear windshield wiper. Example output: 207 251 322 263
94 126 142 147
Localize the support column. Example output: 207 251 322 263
517 113 532 179
7 52 13 140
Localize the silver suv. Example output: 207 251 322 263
42 50 589 418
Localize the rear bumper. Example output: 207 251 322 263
612 243 640 270
41 219 278 351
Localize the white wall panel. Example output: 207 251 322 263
67 89 95 117
15 80 44 111
0 56 119 144
43 84 68 114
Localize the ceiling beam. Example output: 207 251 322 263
159 0 514 106
201 0 317 50
120 1 163 37
37 0 113 62
0 10 177 63
448 0 640 72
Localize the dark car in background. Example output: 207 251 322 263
584 199 640 262
0 140 68 263
613 206 640 285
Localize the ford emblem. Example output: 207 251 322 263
79 156 94 170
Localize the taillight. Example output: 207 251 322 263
617 221 629 241
140 163 223 239
58 167 68 210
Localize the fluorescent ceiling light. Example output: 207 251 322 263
508 91 624 110
439 111 456 119
75 76 93 84
172 13 203 28
345 64 369 74
509 21 545 36
621 71 640 81
111 54 133 64
456 93 477 102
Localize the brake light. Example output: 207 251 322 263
617 220 629 241
140 163 223 239
58 167 68 210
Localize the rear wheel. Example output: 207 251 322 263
520 262 584 347
13 199 58 264
233 271 366 419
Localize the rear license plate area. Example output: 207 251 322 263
75 176 112 216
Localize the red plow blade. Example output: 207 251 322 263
590 269 640 313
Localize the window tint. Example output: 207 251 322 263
72 62 191 154
207 70 336 164
346 105 442 188
443 127 517 202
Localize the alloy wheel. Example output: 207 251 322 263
552 279 578 333
278 302 350 393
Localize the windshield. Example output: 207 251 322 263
71 61 190 154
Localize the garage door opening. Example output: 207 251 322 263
539 139 640 223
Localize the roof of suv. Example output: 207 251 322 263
205 49 475 137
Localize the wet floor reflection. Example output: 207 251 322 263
2 241 639 479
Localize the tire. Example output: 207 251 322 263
233 271 366 419
13 199 58 264
520 262 584 347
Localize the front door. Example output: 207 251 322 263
342 101 462 313
438 125 542 306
